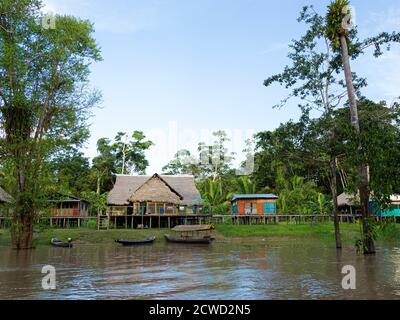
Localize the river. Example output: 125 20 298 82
0 240 399 299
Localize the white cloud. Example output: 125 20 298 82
362 6 400 35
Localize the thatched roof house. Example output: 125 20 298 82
107 174 203 215
337 192 359 207
0 187 12 204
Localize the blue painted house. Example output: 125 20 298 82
370 195 400 217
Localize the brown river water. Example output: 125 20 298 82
0 240 400 299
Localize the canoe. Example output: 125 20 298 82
164 234 212 244
115 236 156 246
51 238 73 248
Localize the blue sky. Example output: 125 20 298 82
43 0 400 173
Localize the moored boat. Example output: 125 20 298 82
51 238 73 248
164 234 212 244
164 224 214 244
115 236 156 245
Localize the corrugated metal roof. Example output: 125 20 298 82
231 194 278 201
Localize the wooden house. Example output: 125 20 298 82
231 194 278 215
48 197 89 217
106 173 205 228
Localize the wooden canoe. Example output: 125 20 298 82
51 238 73 248
164 234 212 244
115 236 156 245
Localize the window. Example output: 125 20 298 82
264 202 276 215
245 202 257 214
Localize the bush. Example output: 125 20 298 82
84 219 97 229
378 223 400 241
212 202 231 215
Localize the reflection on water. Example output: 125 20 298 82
0 240 400 300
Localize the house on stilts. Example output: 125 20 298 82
106 174 206 229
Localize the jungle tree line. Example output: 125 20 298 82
1 0 399 252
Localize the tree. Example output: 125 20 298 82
49 151 92 195
113 131 153 175
236 176 256 194
91 138 116 194
326 0 400 254
332 99 400 206
198 131 235 180
263 5 359 248
91 131 153 194
277 176 327 214
198 178 229 213
264 3 400 252
0 0 101 249
162 149 200 176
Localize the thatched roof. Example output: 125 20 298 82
172 224 214 232
130 174 182 204
107 174 203 206
0 187 12 203
337 192 359 207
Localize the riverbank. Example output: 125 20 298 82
1 222 397 247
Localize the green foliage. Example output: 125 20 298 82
83 219 97 230
80 191 107 216
0 0 101 247
326 0 350 50
378 222 400 241
199 179 227 208
91 131 153 194
162 149 199 176
113 131 154 175
277 176 329 214
236 176 256 194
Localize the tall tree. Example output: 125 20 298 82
265 3 400 252
326 0 400 254
92 131 153 194
0 0 101 249
113 131 153 175
198 131 235 180
162 149 200 176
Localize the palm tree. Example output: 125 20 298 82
201 179 226 212
326 0 375 254
237 176 256 194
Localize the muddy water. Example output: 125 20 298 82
0 240 399 299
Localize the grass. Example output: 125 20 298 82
0 222 398 247
215 223 362 244
0 228 170 247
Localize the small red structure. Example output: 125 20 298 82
231 194 278 216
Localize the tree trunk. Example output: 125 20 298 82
330 156 342 249
340 35 375 255
96 175 101 195
11 167 34 249
11 213 34 250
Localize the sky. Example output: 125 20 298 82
42 0 400 174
